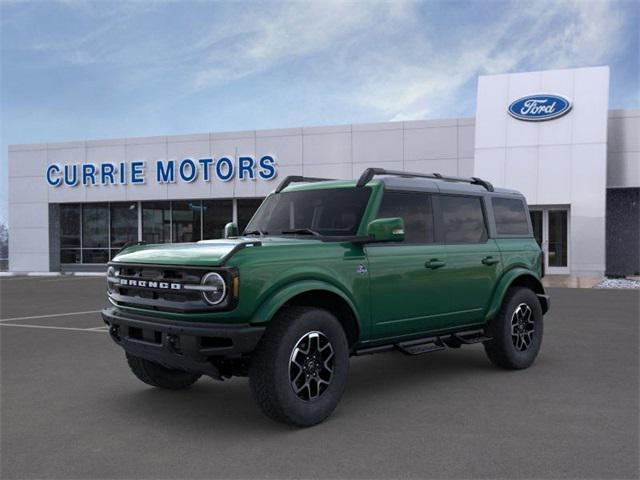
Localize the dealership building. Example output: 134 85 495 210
7 66 639 276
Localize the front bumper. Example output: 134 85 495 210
102 307 265 379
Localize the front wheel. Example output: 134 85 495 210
249 307 350 427
483 287 544 370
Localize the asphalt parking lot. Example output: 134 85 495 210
1 277 638 479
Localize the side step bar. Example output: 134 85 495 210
354 329 491 356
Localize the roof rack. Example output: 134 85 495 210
275 175 334 193
356 168 494 192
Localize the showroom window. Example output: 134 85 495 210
172 201 202 243
60 204 81 263
142 202 171 244
203 199 233 240
82 204 109 263
59 198 264 264
110 203 138 258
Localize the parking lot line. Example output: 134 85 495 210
0 310 102 323
0 323 107 332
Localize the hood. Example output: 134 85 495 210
112 236 321 267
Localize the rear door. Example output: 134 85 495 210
436 194 502 327
366 190 453 341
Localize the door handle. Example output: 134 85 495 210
482 256 500 266
425 259 446 269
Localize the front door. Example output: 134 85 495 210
529 208 570 274
365 190 452 341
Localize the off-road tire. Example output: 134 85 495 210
126 353 201 390
249 307 350 427
483 287 543 370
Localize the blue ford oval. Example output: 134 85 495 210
508 94 572 121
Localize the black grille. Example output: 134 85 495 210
108 263 233 313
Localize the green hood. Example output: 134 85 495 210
112 237 321 267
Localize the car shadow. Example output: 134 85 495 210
106 347 499 433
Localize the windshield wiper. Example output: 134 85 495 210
244 229 268 236
280 228 322 237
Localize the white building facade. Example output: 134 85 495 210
8 66 640 276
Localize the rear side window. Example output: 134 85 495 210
376 191 434 243
440 195 487 243
492 197 530 235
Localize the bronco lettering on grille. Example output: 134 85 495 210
118 278 182 290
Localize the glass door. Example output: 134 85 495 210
529 208 570 274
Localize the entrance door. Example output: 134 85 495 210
529 208 570 274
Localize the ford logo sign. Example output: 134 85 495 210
508 94 572 121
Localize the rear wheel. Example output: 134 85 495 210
483 287 543 370
126 353 201 390
249 307 349 427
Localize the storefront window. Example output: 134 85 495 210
58 198 261 263
81 203 109 263
110 202 138 249
60 204 81 248
203 199 233 240
60 204 81 263
82 204 109 248
172 201 202 243
142 202 171 244
237 199 263 233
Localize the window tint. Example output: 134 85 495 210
238 199 264 233
376 191 434 243
492 198 530 235
440 195 487 243
246 189 369 236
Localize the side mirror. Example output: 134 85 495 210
366 217 405 242
224 222 238 239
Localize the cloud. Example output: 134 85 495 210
349 0 626 121
3 0 632 121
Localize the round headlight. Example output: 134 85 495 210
106 266 116 294
201 272 226 305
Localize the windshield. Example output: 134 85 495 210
244 187 371 237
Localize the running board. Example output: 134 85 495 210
354 328 491 356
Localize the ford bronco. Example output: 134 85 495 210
103 168 549 427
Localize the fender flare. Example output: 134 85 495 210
249 279 361 327
485 268 548 321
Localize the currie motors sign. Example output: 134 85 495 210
508 94 572 122
46 155 277 187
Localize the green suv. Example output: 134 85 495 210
103 168 549 426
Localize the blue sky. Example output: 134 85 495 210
1 0 638 225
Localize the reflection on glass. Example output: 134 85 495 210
82 249 110 264
142 202 171 244
530 211 543 247
110 202 138 249
548 210 568 267
203 200 233 240
82 204 109 248
60 204 81 248
60 249 81 263
377 192 434 243
171 201 202 243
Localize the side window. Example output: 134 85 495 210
376 191 434 243
440 195 487 243
492 197 530 235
